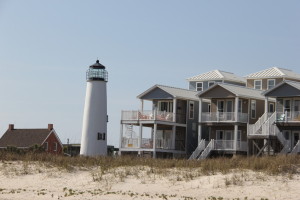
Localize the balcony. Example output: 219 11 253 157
201 112 248 123
121 110 175 122
276 111 300 123
207 140 247 151
121 137 173 149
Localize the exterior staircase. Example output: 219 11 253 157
198 139 214 160
248 112 291 154
291 140 300 154
189 139 206 160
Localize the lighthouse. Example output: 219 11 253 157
80 60 108 156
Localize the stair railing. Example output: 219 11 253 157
188 139 206 160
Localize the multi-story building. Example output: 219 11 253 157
120 67 300 159
119 85 202 158
248 80 300 155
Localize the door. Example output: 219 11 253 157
217 100 224 120
226 100 233 120
294 100 300 120
283 130 291 149
225 131 233 149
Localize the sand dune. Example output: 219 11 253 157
0 161 299 200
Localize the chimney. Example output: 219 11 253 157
8 124 14 131
48 124 53 130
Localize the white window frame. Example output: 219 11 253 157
44 142 48 151
254 80 262 90
53 142 57 152
189 101 194 119
267 79 275 90
251 100 256 119
196 82 203 91
208 81 215 88
158 101 173 113
283 99 291 118
269 102 275 113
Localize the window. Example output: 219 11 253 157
283 99 291 117
267 79 275 90
44 142 48 151
269 103 275 113
97 132 106 140
196 82 203 91
158 101 173 112
254 80 262 90
238 100 242 113
208 104 211 113
189 101 194 119
217 100 224 113
53 142 57 151
97 132 103 140
208 81 215 87
251 100 256 119
216 130 224 140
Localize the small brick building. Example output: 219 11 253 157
0 124 63 154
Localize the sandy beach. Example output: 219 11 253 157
0 161 299 200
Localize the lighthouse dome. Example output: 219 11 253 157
86 60 108 81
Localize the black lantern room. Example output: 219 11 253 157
86 60 108 81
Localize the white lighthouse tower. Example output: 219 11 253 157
80 60 108 156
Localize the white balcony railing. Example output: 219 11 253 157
121 110 174 122
213 140 247 151
276 111 300 122
121 137 173 150
201 112 248 123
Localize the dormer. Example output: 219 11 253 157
186 70 246 92
245 67 300 91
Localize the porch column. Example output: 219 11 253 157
153 123 157 158
172 125 176 149
198 98 203 122
264 97 268 114
119 123 123 155
138 123 143 148
173 98 177 122
235 97 239 122
140 99 144 111
198 125 202 144
234 125 238 151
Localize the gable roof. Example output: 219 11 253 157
263 80 300 96
186 70 246 83
245 67 300 80
0 129 52 148
197 83 267 100
137 84 199 101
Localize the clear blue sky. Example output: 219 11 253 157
0 0 299 147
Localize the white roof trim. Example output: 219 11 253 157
41 129 63 148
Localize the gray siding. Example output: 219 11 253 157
186 100 199 155
189 80 243 91
276 99 283 113
224 80 245 86
266 84 300 97
140 88 173 100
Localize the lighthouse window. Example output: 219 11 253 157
99 133 102 140
97 132 106 140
